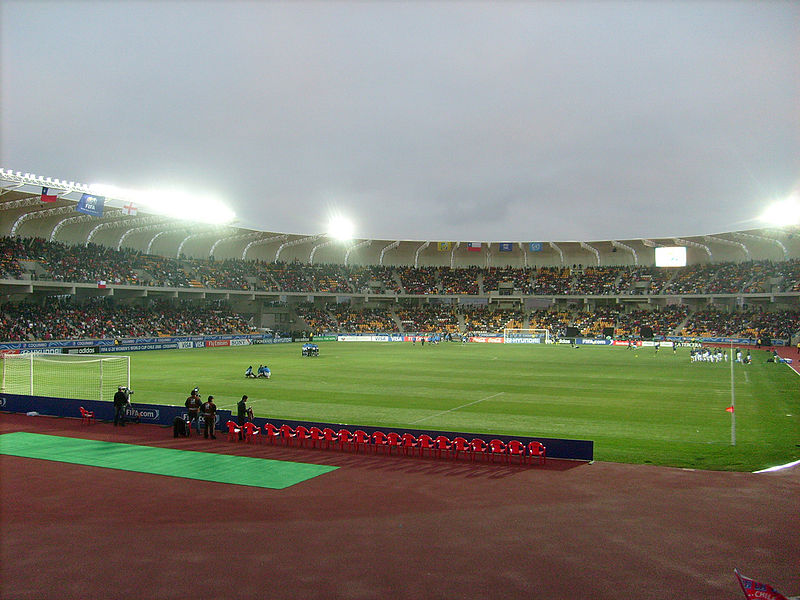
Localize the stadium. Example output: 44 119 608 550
2 2 799 598
1 166 799 599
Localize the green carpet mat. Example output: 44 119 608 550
0 432 338 489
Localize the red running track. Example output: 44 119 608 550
1 412 798 599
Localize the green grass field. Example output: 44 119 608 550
122 341 800 472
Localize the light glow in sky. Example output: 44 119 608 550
90 183 235 225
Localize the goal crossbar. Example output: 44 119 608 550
503 328 550 344
1 352 130 401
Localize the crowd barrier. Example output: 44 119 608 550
0 394 593 462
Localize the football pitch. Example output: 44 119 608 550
127 342 800 472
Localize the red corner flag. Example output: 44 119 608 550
726 406 735 413
40 187 57 202
735 569 789 600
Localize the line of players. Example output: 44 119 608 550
244 364 271 378
690 347 751 364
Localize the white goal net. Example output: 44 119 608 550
1 353 130 402
503 328 550 344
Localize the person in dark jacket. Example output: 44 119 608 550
237 395 249 440
113 386 129 427
202 395 217 439
185 389 202 434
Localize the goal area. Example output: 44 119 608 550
1 353 130 402
503 328 550 344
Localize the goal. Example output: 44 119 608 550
1 353 130 402
503 328 550 344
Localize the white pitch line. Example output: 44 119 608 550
409 392 505 425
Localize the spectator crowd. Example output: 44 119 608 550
3 236 800 296
1 236 799 343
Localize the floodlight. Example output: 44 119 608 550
327 215 355 241
87 183 235 224
760 194 800 227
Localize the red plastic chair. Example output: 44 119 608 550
452 437 470 460
527 441 547 466
321 428 338 450
385 432 402 455
337 428 353 452
279 424 295 446
309 426 324 449
433 435 452 459
352 430 370 453
507 440 526 465
80 406 95 425
489 439 507 463
243 422 260 444
294 425 310 448
371 430 388 454
262 422 279 445
226 420 242 442
417 434 434 458
469 438 488 462
401 433 417 456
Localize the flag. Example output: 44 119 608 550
499 243 513 252
529 242 543 252
97 280 107 289
726 406 734 413
123 202 138 216
40 187 57 203
467 242 482 252
438 242 451 251
76 193 105 217
734 569 789 600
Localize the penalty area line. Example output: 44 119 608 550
409 392 504 425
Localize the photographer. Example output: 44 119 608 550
113 385 130 427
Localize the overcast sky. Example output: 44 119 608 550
1 1 798 242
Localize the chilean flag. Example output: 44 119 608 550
734 569 789 600
40 187 57 202
467 242 482 252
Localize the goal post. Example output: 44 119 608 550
1 353 130 402
503 328 550 344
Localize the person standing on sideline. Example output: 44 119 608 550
202 395 217 439
237 395 249 440
185 389 202 434
113 386 129 427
